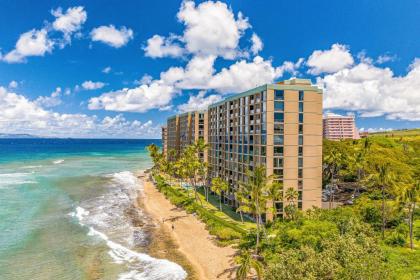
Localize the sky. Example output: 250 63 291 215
0 0 419 138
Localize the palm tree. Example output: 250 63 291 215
324 146 346 209
235 250 263 280
147 144 163 174
266 181 283 220
398 180 419 249
239 165 269 251
211 177 229 211
193 139 210 200
235 186 250 223
365 162 396 239
284 187 299 220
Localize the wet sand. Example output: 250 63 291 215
137 172 236 280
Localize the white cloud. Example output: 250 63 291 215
176 0 250 59
319 58 420 121
2 29 54 63
81 81 106 90
135 74 153 85
144 35 184 58
307 43 354 75
178 91 222 113
208 56 302 93
91 1 306 114
90 25 133 48
102 66 112 74
35 87 62 108
51 6 87 46
376 54 396 64
0 87 159 138
8 80 18 89
359 127 393 133
171 55 217 89
88 81 176 113
250 33 263 55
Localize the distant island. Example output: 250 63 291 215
0 133 41 139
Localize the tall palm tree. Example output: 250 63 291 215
235 250 263 280
239 165 269 251
398 180 419 249
324 147 346 209
211 177 229 211
284 187 299 220
147 144 163 174
266 181 283 220
365 162 396 239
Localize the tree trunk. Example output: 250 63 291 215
240 210 244 223
381 186 386 239
256 200 260 252
409 202 415 249
219 195 223 211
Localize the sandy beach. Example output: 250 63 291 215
137 172 236 280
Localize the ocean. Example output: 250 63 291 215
0 138 187 280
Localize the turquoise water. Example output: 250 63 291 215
0 139 187 280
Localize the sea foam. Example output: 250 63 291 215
69 171 187 280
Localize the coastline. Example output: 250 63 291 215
136 171 236 280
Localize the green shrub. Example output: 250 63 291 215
385 232 406 247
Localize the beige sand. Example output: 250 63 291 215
138 174 236 280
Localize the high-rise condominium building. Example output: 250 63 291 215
166 111 208 159
163 79 323 219
208 79 323 219
323 113 360 140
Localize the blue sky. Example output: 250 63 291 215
0 0 419 138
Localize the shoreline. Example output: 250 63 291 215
136 171 236 280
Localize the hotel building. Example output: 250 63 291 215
166 111 208 159
208 79 322 218
323 113 360 140
163 79 323 218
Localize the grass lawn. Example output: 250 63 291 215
382 245 420 279
195 188 256 231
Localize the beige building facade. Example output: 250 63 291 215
208 79 323 218
162 79 323 219
166 111 208 159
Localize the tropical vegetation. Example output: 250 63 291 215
147 130 419 279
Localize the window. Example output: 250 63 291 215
299 135 303 145
274 101 284 111
261 146 266 156
298 146 303 156
298 180 303 190
298 158 303 168
274 113 284 122
299 113 304 123
274 135 284 145
298 191 303 200
274 123 284 134
299 102 304 112
298 168 303 178
274 146 284 155
299 90 304 101
298 201 302 209
274 169 283 177
274 90 284 100
299 124 303 134
261 135 267 145
274 158 283 168
275 202 283 211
